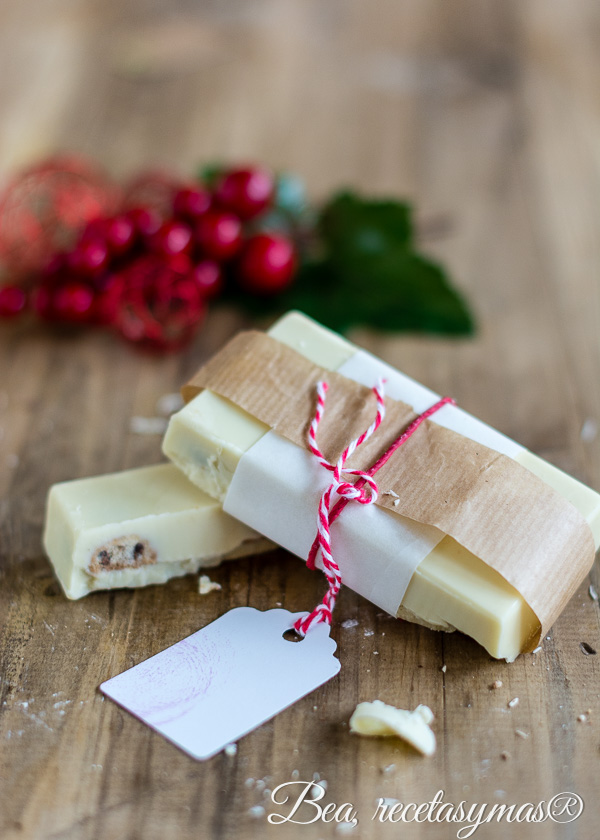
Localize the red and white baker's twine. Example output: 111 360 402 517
293 382 455 637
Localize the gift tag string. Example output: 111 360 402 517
293 382 455 637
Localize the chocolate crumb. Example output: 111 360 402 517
88 536 157 575
500 751 510 761
580 642 597 656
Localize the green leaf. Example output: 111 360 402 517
320 191 414 257
283 252 473 334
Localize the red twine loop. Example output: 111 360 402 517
293 383 456 637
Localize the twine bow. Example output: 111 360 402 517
293 381 455 637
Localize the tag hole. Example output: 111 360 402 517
283 629 304 643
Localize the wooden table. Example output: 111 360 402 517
1 2 599 838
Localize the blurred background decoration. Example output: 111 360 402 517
0 155 474 352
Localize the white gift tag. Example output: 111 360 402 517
100 608 340 760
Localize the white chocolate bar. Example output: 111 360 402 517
43 463 272 599
163 313 600 660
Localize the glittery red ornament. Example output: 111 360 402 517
0 156 120 280
116 255 205 353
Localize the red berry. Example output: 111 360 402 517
190 260 222 299
195 210 242 261
165 253 192 276
127 206 162 239
237 233 296 295
173 186 211 220
104 215 135 255
79 219 106 243
53 282 95 323
214 167 275 220
150 220 193 257
92 275 124 326
80 217 109 243
67 238 109 276
0 285 27 318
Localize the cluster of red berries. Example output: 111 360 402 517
0 166 297 352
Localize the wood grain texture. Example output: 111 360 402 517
0 1 599 838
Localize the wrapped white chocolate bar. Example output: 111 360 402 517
163 312 600 660
43 463 272 599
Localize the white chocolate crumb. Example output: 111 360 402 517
589 584 598 602
349 700 436 756
580 418 598 442
291 769 300 780
383 489 399 498
577 714 587 723
224 743 237 756
393 499 400 507
156 392 184 416
508 697 519 709
341 618 359 629
198 575 222 595
532 646 542 654
248 805 265 818
130 416 168 435
312 771 320 781
490 680 503 690
440 665 447 673
364 629 374 637
255 779 266 791
515 729 529 739
382 763 396 774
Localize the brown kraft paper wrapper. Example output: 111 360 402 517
183 331 596 649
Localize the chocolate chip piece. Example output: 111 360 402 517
98 550 111 567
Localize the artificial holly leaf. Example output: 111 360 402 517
288 252 473 334
320 191 414 257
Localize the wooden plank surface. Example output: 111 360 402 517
1 1 599 838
